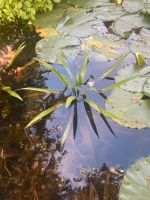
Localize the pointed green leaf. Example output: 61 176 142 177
26 102 63 128
61 112 73 146
66 96 77 108
84 98 121 123
55 52 74 81
17 87 60 94
79 49 88 84
6 43 26 70
35 58 72 87
99 76 136 92
101 52 129 79
135 52 146 66
73 100 78 139
2 86 23 101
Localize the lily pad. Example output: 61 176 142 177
143 76 150 97
141 5 150 16
119 156 150 200
113 14 150 37
67 0 108 8
93 4 126 21
115 64 150 92
83 34 126 61
122 0 145 13
130 28 150 59
105 87 150 128
36 35 81 63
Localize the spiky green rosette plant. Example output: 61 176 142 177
18 51 133 145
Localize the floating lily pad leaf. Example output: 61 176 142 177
115 64 150 92
36 35 81 63
143 76 150 97
105 87 150 128
141 5 150 16
118 156 150 200
122 0 145 13
130 28 150 59
93 4 125 21
34 7 68 36
83 34 126 61
113 14 150 37
67 0 109 8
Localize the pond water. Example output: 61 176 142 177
1 2 150 199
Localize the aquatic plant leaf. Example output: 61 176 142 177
141 5 150 16
105 87 150 128
113 14 150 37
99 76 136 92
35 58 72 87
83 34 126 61
73 100 78 139
36 35 80 64
61 112 73 146
100 113 116 136
115 64 150 92
130 28 150 59
17 87 60 94
67 0 108 8
143 76 150 97
135 52 146 66
79 49 88 84
1 86 23 101
101 53 129 79
66 96 77 108
84 101 99 137
84 99 121 123
55 52 73 81
122 0 145 13
118 156 150 200
26 102 63 128
6 43 25 70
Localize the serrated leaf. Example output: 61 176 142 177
84 98 121 123
101 52 129 79
26 102 63 128
1 86 23 101
61 112 73 146
66 96 77 108
35 58 72 87
17 87 60 94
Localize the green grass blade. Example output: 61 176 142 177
2 86 23 101
6 43 26 69
101 52 129 79
35 58 72 87
17 87 60 94
66 96 77 108
79 49 88 84
26 102 63 128
61 112 73 146
99 76 136 92
55 53 74 81
84 98 121 123
73 100 78 139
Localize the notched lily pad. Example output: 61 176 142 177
115 64 150 92
105 87 150 128
82 34 126 61
113 14 150 37
119 156 150 200
130 28 150 59
36 35 81 63
143 76 150 97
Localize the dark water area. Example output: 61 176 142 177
0 23 150 200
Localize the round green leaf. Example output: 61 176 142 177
105 87 150 128
36 35 81 64
130 28 150 59
143 76 150 97
119 156 150 200
115 64 150 92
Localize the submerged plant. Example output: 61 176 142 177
18 51 131 145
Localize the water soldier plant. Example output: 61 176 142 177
17 51 136 145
